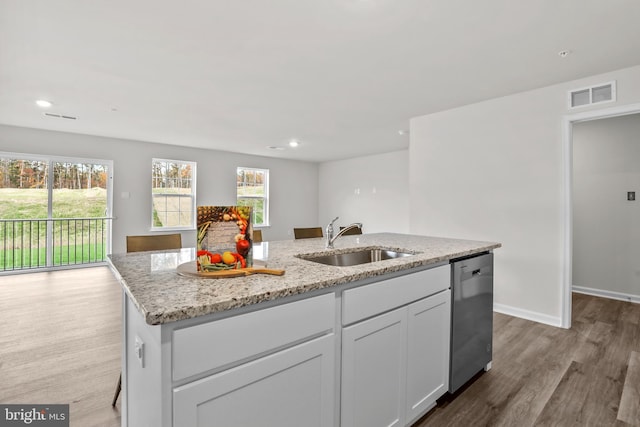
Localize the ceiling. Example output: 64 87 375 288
1 1 640 163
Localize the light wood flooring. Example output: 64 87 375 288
1 267 639 427
0 266 122 427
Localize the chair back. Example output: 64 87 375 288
293 227 323 239
340 225 363 236
253 229 263 243
126 234 182 253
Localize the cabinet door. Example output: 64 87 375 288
341 307 406 427
405 290 451 424
173 334 334 427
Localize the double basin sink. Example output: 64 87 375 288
297 247 415 267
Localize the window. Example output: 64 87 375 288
0 152 113 270
152 159 196 230
236 167 269 227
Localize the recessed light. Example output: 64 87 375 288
289 139 299 148
398 129 409 136
35 99 52 108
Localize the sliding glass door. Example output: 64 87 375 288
0 153 113 272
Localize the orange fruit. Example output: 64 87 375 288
222 251 236 265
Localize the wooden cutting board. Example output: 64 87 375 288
177 261 285 279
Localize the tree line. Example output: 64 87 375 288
237 168 266 186
0 158 109 189
152 160 192 189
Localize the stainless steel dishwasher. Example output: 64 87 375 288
449 252 494 393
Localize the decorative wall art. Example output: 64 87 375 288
196 206 253 272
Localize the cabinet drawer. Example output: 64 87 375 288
173 293 335 381
342 265 449 325
173 334 335 427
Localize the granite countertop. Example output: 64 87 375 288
107 232 501 325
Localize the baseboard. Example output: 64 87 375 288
572 286 640 304
493 303 563 327
494 289 640 328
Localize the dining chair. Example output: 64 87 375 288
340 225 363 235
112 233 182 407
293 227 323 239
126 233 182 253
253 229 263 243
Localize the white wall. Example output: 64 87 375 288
409 64 640 326
0 125 318 253
572 113 640 301
318 150 409 234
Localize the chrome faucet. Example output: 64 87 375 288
326 216 362 249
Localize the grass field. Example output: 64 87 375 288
0 187 107 219
0 244 106 270
0 188 108 270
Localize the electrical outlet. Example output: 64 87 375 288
135 335 145 368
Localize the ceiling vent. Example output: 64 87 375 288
44 112 77 120
568 81 616 109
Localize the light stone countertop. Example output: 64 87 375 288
107 233 501 325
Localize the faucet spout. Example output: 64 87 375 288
326 222 362 249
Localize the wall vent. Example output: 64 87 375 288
44 112 77 120
568 81 616 109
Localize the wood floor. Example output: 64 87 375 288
0 267 639 427
0 266 122 427
417 292 640 427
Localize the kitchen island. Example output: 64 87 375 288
108 233 500 427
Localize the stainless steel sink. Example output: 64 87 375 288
298 247 415 267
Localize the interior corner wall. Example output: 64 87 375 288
0 125 319 253
409 64 640 326
572 113 640 300
318 150 410 234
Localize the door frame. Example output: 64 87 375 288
561 102 640 328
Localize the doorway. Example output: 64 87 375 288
562 102 640 327
572 114 640 303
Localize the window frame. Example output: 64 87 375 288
236 167 269 227
151 158 197 231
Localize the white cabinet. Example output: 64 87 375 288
174 334 335 427
172 292 335 381
341 307 407 427
405 291 451 424
340 265 451 427
124 293 336 427
170 294 336 427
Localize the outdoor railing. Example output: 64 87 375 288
0 217 112 272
